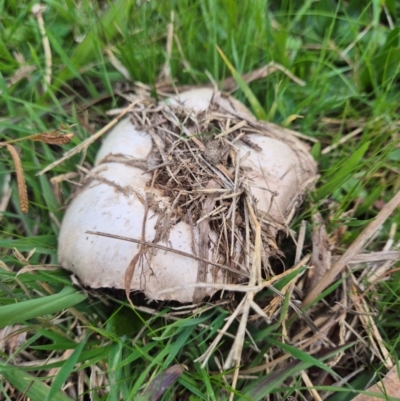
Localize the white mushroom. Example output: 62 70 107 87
58 88 317 303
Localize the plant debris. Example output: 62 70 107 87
54 87 400 400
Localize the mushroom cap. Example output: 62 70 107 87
58 88 317 302
58 162 221 302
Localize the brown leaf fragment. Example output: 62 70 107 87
0 325 27 354
31 131 74 145
0 173 11 222
4 124 75 146
306 212 331 291
351 366 400 401
139 364 185 401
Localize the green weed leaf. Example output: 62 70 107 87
0 364 73 401
216 46 268 120
0 286 86 328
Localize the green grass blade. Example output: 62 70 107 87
216 46 268 120
164 326 194 367
242 344 354 400
54 0 133 88
0 287 86 328
267 337 340 379
44 337 87 401
315 141 370 200
0 364 73 401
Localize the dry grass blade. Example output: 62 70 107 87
157 11 174 85
32 4 52 91
221 61 306 92
321 127 363 155
194 179 220 302
301 370 323 401
5 65 36 89
16 265 60 277
153 62 306 98
349 276 393 369
224 198 262 400
0 173 12 221
125 192 147 310
86 230 249 278
196 296 247 367
295 220 307 264
105 47 131 80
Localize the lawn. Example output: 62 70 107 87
1 1 400 400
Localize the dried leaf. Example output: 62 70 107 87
31 131 74 145
4 124 75 146
138 365 185 401
351 366 400 401
16 264 60 277
0 325 27 354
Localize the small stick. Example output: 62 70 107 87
86 230 249 278
301 371 323 401
303 190 400 307
214 120 247 139
195 204 227 225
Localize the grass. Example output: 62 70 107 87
1 0 400 400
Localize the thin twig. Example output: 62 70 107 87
86 230 249 278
